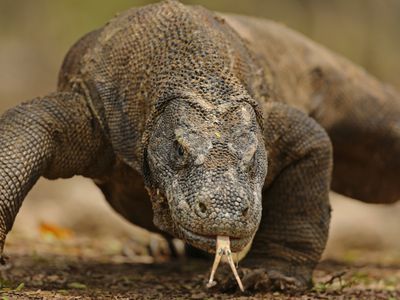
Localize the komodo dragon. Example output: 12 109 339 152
0 0 399 292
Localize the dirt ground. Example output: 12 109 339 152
0 234 399 300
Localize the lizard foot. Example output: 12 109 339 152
213 266 309 293
246 268 307 292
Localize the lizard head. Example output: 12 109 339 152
144 93 267 253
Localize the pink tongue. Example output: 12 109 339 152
206 236 244 292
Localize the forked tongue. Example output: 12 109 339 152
206 236 244 292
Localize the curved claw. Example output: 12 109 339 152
240 268 307 292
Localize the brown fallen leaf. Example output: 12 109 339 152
39 222 73 240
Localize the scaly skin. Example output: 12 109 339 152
225 14 400 204
0 93 114 255
0 0 399 292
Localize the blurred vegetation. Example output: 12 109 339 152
0 0 399 111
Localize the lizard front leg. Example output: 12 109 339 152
0 92 114 260
240 102 332 292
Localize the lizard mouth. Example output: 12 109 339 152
178 225 252 253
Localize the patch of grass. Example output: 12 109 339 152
312 282 328 293
0 278 12 290
0 279 25 295
14 282 24 291
383 276 399 287
67 282 87 289
313 271 356 294
351 271 371 285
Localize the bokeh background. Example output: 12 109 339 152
0 0 399 260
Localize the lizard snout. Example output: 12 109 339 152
177 182 257 241
166 166 263 252
193 196 250 221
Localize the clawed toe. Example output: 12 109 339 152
267 270 305 292
241 268 270 290
214 267 308 293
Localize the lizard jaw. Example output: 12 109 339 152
178 225 252 253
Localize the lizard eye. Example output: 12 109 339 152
170 140 187 167
172 141 188 168
175 141 185 157
177 144 185 156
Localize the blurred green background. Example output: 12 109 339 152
0 0 399 112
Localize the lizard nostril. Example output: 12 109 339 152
242 206 249 217
198 201 207 214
